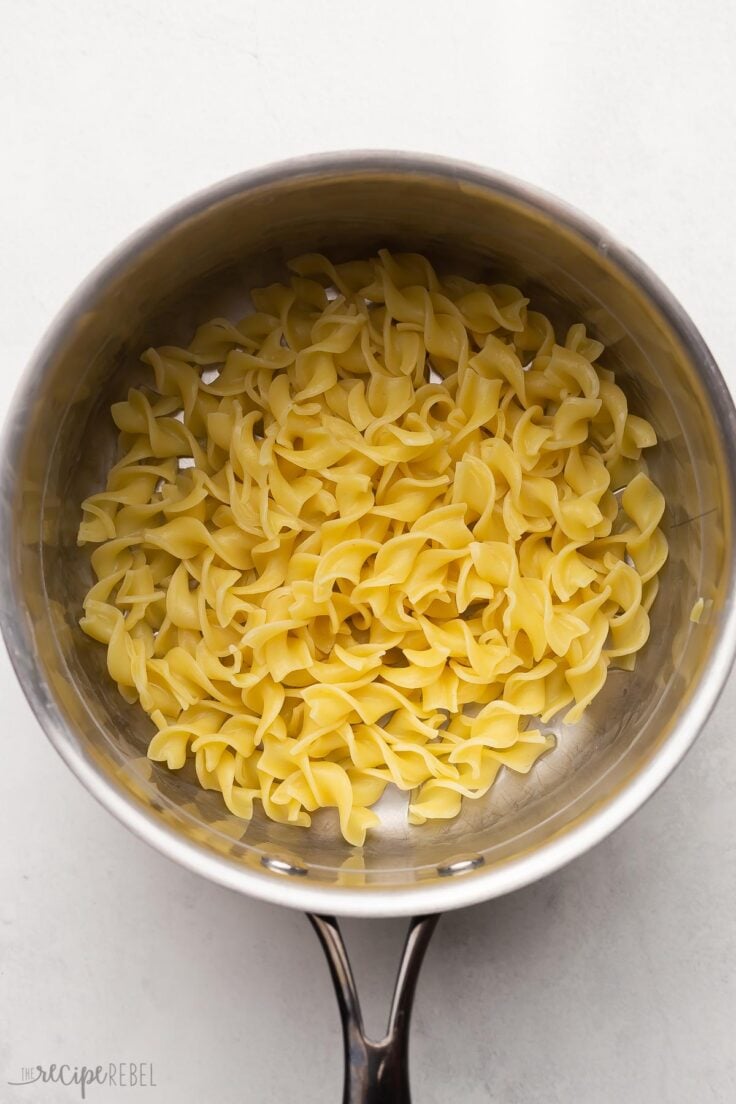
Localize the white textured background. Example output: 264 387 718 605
2 3 735 1102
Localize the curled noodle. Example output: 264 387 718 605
79 251 668 845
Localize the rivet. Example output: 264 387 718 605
437 855 485 877
261 855 308 877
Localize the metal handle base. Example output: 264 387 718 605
308 913 439 1104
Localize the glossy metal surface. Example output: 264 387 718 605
1 152 735 916
309 913 438 1103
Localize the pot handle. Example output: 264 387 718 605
308 913 439 1104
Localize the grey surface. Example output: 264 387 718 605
2 1 736 1102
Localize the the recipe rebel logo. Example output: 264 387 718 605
8 1062 157 1098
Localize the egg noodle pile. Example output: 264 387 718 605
78 251 667 845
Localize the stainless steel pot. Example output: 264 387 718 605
2 153 735 1102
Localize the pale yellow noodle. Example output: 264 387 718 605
78 251 668 845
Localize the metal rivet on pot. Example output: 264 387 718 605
437 855 485 877
261 855 308 877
